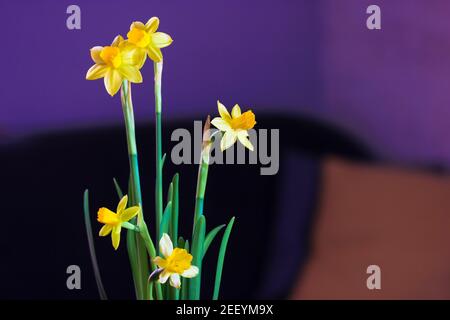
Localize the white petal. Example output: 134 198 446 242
169 274 181 288
231 104 241 118
181 266 199 278
217 100 231 120
159 270 170 284
220 131 237 151
237 131 254 151
159 233 173 258
211 117 231 131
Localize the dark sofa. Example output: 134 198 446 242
0 114 371 299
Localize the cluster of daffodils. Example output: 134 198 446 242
86 18 172 96
83 16 256 301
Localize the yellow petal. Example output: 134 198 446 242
217 101 231 121
99 225 113 237
86 64 107 80
111 35 124 47
181 265 199 278
90 46 104 64
120 206 140 222
153 256 167 268
104 69 122 96
116 195 128 214
112 225 121 250
147 46 163 62
118 65 143 83
231 104 241 118
220 131 237 151
159 233 173 258
169 274 181 288
122 47 146 68
145 17 160 33
211 117 231 131
237 131 254 151
151 32 173 48
130 21 145 30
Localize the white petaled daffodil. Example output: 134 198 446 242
211 101 256 151
153 233 199 288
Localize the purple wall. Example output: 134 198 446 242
1 1 449 168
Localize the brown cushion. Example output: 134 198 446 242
291 157 450 299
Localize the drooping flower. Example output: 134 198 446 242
97 195 140 250
152 233 199 288
211 101 256 151
126 17 173 63
86 35 145 96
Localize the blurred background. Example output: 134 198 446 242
0 0 449 299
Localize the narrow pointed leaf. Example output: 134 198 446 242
181 240 190 300
83 190 108 300
113 177 124 199
189 215 206 300
167 182 173 207
171 173 179 247
213 216 235 300
160 201 172 240
178 236 185 249
203 224 226 259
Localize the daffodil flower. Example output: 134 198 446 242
126 17 173 63
97 195 140 250
211 101 256 151
86 35 145 96
152 234 199 288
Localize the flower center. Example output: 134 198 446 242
230 110 256 130
127 27 151 48
165 248 192 274
97 208 120 225
100 46 122 68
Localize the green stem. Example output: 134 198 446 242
121 81 149 300
139 222 163 300
154 62 164 245
193 153 209 232
122 222 139 232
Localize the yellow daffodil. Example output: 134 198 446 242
86 35 145 96
211 101 256 151
126 17 173 63
97 195 140 250
153 233 199 288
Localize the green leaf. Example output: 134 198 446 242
189 215 206 300
171 173 179 247
178 236 185 249
169 173 180 300
213 216 235 300
83 190 108 300
166 182 173 207
161 153 167 169
113 178 124 199
181 240 190 301
160 201 172 241
203 224 226 259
